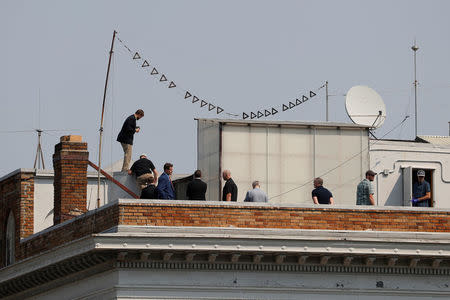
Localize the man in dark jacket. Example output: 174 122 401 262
186 170 207 200
117 109 144 172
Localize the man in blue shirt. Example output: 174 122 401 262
156 163 175 200
412 170 431 207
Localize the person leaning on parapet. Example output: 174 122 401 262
356 170 376 205
311 177 334 205
186 169 207 200
222 170 238 202
117 109 144 172
244 181 268 203
128 153 158 191
156 163 175 200
412 170 431 207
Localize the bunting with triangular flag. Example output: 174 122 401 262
118 36 328 120
151 68 159 75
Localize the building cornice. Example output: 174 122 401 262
1 225 450 298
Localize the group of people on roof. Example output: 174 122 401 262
117 109 432 206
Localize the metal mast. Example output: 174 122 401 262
411 42 419 138
325 81 329 121
97 30 117 209
33 129 45 169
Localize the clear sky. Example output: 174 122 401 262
1 0 450 176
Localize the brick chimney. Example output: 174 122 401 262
53 135 89 225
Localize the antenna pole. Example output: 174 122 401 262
97 30 117 209
325 81 329 121
411 42 419 138
33 129 45 169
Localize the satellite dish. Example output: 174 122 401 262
345 85 386 128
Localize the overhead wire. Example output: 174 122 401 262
269 115 411 200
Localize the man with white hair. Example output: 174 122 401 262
128 153 158 191
244 181 268 203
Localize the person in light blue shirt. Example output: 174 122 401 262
244 181 268 203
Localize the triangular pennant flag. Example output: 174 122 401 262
200 100 208 107
160 74 167 82
250 112 257 119
151 68 159 75
217 107 224 114
141 60 149 67
168 81 176 88
302 95 309 102
289 101 296 109
208 104 216 111
192 96 200 103
264 109 271 117
257 111 263 118
133 52 141 59
295 98 302 105
310 91 316 97
243 112 249 119
271 107 278 115
184 91 192 99
282 104 289 111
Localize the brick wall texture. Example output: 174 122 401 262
53 140 89 224
11 201 450 265
0 171 34 267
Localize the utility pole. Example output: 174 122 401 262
97 30 117 209
411 42 419 138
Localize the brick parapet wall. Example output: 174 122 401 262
117 201 450 232
17 203 119 261
0 171 34 267
9 200 450 265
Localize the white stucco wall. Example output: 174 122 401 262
198 119 370 205
370 140 450 207
26 268 450 300
33 171 108 233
